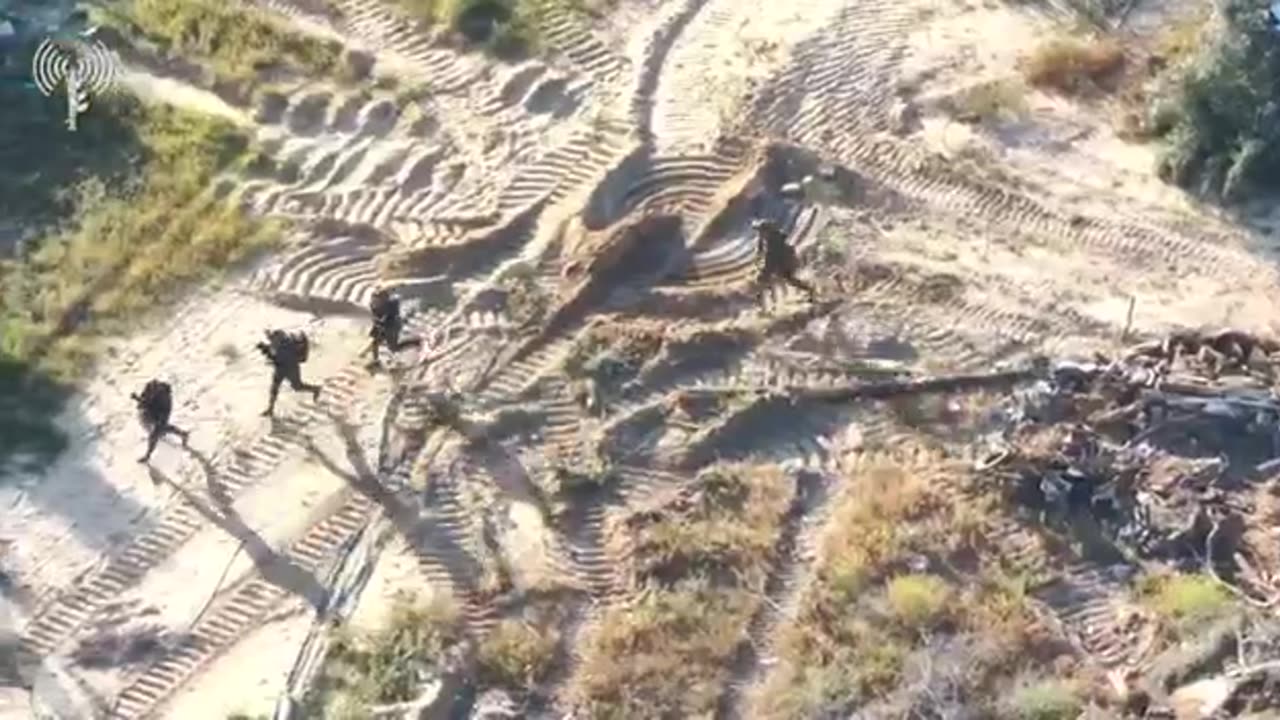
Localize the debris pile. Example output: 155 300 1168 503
983 329 1280 605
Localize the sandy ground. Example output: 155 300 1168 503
6 0 1280 716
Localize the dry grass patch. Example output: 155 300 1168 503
752 450 1055 718
568 464 793 719
100 0 347 83
1022 34 1125 94
476 617 559 691
1003 677 1084 720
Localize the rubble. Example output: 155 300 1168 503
982 329 1280 609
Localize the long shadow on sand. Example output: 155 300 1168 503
303 417 491 601
147 464 328 611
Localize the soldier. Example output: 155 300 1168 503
131 379 189 464
256 329 321 417
752 218 816 304
365 288 420 368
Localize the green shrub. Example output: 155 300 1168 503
1155 0 1280 199
885 573 951 630
1147 572 1233 625
305 596 465 714
390 0 540 59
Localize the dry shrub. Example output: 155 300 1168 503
752 449 1055 718
476 619 559 691
1003 677 1083 720
574 580 756 718
569 464 793 719
1022 35 1125 94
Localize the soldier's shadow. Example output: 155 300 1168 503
145 464 328 610
177 447 233 506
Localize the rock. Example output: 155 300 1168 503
1170 676 1236 719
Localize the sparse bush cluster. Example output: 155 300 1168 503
475 617 560 689
305 595 562 717
752 452 1067 718
499 262 550 328
102 0 346 82
388 0 547 59
304 595 466 716
1139 571 1235 630
1151 0 1280 199
570 465 792 718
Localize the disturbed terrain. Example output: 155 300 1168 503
3 0 1280 718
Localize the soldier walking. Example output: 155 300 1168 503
365 288 421 368
131 379 189 464
256 329 321 417
752 218 816 304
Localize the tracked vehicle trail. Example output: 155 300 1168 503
21 0 1280 716
20 366 372 661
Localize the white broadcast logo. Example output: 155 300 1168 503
31 36 120 131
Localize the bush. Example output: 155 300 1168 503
304 596 465 714
1022 35 1125 94
1153 0 1280 199
390 0 540 59
476 619 559 690
886 574 951 630
569 466 793 718
112 0 345 81
1146 572 1234 625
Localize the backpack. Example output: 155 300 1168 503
139 380 172 422
142 380 171 405
290 331 310 363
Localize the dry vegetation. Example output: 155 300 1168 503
303 592 564 716
568 464 793 718
1022 34 1125 95
750 449 1076 719
95 0 351 84
561 318 664 399
302 594 467 717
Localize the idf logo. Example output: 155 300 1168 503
31 36 120 131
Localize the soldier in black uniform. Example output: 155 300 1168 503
365 288 421 368
131 379 189 464
256 329 321 417
752 218 816 304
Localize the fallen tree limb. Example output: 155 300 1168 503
682 368 1037 402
